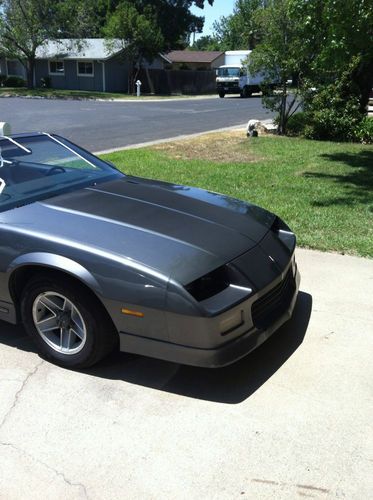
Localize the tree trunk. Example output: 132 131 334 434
127 60 134 95
278 81 287 135
133 65 140 91
353 59 373 114
26 58 35 89
132 56 143 94
145 67 155 94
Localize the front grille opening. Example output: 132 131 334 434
251 269 295 329
185 266 230 302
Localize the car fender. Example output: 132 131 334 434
7 252 103 296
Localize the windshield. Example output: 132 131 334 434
217 67 241 77
0 134 122 212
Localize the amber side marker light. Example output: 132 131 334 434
121 308 144 318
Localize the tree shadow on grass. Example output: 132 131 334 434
303 150 373 207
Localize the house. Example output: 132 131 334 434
0 57 26 80
34 39 127 93
0 43 221 94
0 39 169 92
164 51 225 71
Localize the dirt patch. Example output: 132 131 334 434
152 130 262 163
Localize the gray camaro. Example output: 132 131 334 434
0 131 300 369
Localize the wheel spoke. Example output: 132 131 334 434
36 315 59 334
70 310 85 340
63 298 72 313
39 295 63 314
33 291 87 356
70 325 84 341
61 328 73 352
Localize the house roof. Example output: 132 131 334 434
165 50 224 64
35 39 123 61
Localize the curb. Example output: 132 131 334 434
0 94 218 103
95 124 247 155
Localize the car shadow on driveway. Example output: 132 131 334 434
0 291 312 404
86 290 312 404
0 320 35 352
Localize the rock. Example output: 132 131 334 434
257 119 277 134
246 119 260 137
246 118 277 137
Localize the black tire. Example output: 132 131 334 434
218 92 225 98
21 274 118 369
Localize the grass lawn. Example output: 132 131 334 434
101 131 373 258
0 87 210 100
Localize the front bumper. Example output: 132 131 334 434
216 83 240 94
119 266 300 368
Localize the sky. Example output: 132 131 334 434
191 0 235 40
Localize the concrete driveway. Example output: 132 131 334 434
0 248 372 499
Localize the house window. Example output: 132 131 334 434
6 59 24 77
77 61 94 77
49 60 65 75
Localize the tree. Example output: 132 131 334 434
212 0 267 50
103 2 164 94
0 0 94 88
99 1 214 49
248 0 306 134
132 1 214 49
88 0 123 35
244 0 373 136
293 0 373 114
190 35 221 51
212 16 244 50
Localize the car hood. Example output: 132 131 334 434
3 177 276 284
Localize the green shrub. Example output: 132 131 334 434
302 58 365 142
286 112 308 136
0 75 7 86
303 84 362 141
5 76 26 87
354 117 373 144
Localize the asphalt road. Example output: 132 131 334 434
0 96 273 151
1 249 372 499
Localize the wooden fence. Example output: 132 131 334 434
138 68 216 95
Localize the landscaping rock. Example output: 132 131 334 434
246 118 278 137
257 119 278 134
246 119 260 137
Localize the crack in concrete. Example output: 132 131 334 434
0 359 44 430
0 441 89 498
